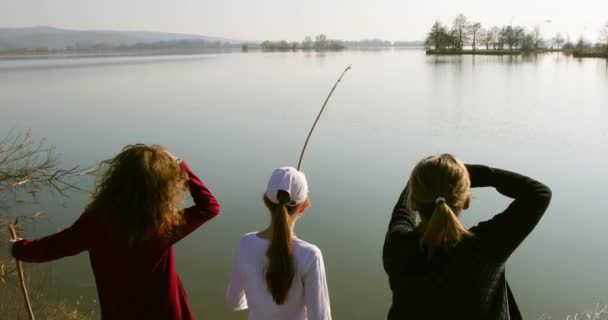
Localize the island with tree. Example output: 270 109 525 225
424 14 608 58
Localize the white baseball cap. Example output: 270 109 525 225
265 167 309 205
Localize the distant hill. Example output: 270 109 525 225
0 26 240 51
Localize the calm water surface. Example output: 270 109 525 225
1 50 607 319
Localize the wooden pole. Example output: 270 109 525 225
8 222 35 320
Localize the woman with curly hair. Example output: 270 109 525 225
11 144 221 319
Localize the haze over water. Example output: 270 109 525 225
1 49 607 319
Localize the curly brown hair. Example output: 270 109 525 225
88 144 188 246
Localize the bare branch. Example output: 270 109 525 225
0 130 92 208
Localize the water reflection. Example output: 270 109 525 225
0 53 215 71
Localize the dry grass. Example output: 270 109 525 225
0 264 97 320
539 304 608 320
0 261 96 320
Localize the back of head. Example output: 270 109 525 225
407 154 472 255
88 144 187 246
263 167 309 304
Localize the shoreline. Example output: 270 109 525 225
0 46 425 60
572 51 608 58
426 48 608 59
426 49 523 55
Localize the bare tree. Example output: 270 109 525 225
469 22 482 51
489 26 500 49
452 14 469 50
480 28 491 50
533 25 544 50
576 35 587 49
314 34 328 50
600 22 608 51
425 21 449 50
513 27 525 49
503 26 515 50
522 34 536 52
554 33 565 50
302 36 313 50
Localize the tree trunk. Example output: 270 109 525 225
472 33 476 51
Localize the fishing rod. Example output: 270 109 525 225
296 64 352 171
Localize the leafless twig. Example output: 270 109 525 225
0 130 92 208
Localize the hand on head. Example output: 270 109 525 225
150 144 180 163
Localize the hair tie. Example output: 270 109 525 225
435 197 446 205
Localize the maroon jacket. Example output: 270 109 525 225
12 161 220 320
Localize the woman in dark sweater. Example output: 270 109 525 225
11 144 221 319
383 154 551 320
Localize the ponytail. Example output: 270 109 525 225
420 201 472 253
265 190 296 304
407 154 473 257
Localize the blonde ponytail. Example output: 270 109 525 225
408 154 473 256
420 201 472 251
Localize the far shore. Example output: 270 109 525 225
0 46 425 60
0 48 242 60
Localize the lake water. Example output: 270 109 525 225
1 50 607 319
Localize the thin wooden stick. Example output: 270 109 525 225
8 222 35 320
297 64 352 170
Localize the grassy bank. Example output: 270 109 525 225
426 49 523 55
572 50 608 58
425 48 608 59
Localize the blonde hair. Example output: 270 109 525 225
407 154 472 255
88 144 188 246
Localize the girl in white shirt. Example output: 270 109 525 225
226 167 332 320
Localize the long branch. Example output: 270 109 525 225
297 64 352 170
8 222 35 320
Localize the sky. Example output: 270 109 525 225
1 0 607 42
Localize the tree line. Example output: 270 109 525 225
0 39 242 55
425 14 608 53
260 34 345 51
258 34 423 52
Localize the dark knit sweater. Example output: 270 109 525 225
383 165 551 320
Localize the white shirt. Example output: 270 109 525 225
226 232 332 320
